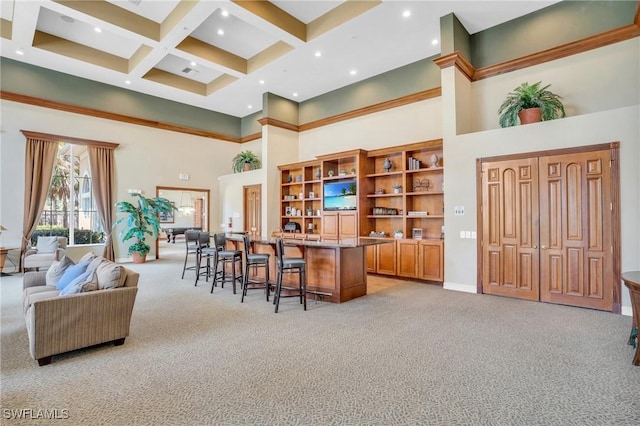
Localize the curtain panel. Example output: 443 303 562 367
88 146 115 261
21 130 118 265
21 136 58 265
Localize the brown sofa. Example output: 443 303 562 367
22 264 139 366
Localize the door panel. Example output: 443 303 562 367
538 151 612 310
482 158 539 300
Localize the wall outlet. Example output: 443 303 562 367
454 206 465 216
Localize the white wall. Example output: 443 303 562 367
299 97 443 160
0 100 241 261
471 38 640 133
443 38 640 311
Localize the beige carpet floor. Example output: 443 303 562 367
1 246 639 425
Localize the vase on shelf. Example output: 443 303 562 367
383 158 392 173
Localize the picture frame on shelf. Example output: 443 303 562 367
412 228 423 240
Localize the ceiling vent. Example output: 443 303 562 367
181 67 199 76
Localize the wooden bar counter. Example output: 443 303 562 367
227 234 389 304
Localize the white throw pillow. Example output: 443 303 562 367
36 236 59 253
45 256 75 287
96 262 127 289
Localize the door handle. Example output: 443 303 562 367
533 245 538 249
541 245 547 250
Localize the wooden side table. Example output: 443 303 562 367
0 247 18 276
622 271 640 366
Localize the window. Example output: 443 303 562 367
35 143 105 245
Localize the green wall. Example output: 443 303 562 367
471 0 636 68
298 56 441 124
2 0 635 136
0 58 241 138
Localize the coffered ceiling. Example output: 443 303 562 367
0 1 559 118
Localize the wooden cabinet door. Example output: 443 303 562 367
376 240 397 275
322 212 338 239
338 211 358 239
482 158 540 301
397 239 418 277
418 240 444 281
538 151 613 311
366 245 377 273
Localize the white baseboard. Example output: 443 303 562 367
621 306 633 317
443 281 478 294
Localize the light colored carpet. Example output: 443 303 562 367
1 248 639 425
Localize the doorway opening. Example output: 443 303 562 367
155 186 210 260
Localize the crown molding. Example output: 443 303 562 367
433 53 474 80
0 91 242 144
475 23 640 80
257 117 299 132
298 88 442 132
434 22 640 81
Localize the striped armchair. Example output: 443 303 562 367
22 265 139 366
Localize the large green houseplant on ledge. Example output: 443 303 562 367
232 150 261 173
114 194 176 263
498 81 566 127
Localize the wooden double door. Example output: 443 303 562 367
480 145 620 312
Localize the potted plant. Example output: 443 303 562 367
392 183 402 194
498 81 566 127
114 194 177 263
232 150 261 173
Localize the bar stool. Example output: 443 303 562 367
274 237 306 313
181 230 200 279
211 233 243 294
194 232 215 286
241 234 271 303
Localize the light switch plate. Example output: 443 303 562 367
465 231 471 239
460 230 465 239
471 231 477 239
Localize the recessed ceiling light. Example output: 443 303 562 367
217 29 224 36
350 69 357 76
94 27 102 33
221 9 229 17
190 61 196 67
315 51 322 57
248 105 253 109
16 50 24 55
125 80 131 85
402 10 411 18
259 80 265 85
432 39 439 45
293 92 298 98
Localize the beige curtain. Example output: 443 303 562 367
22 137 58 263
88 146 115 261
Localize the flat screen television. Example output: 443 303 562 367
323 179 357 211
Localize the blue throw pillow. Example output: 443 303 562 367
56 260 91 291
59 270 94 296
